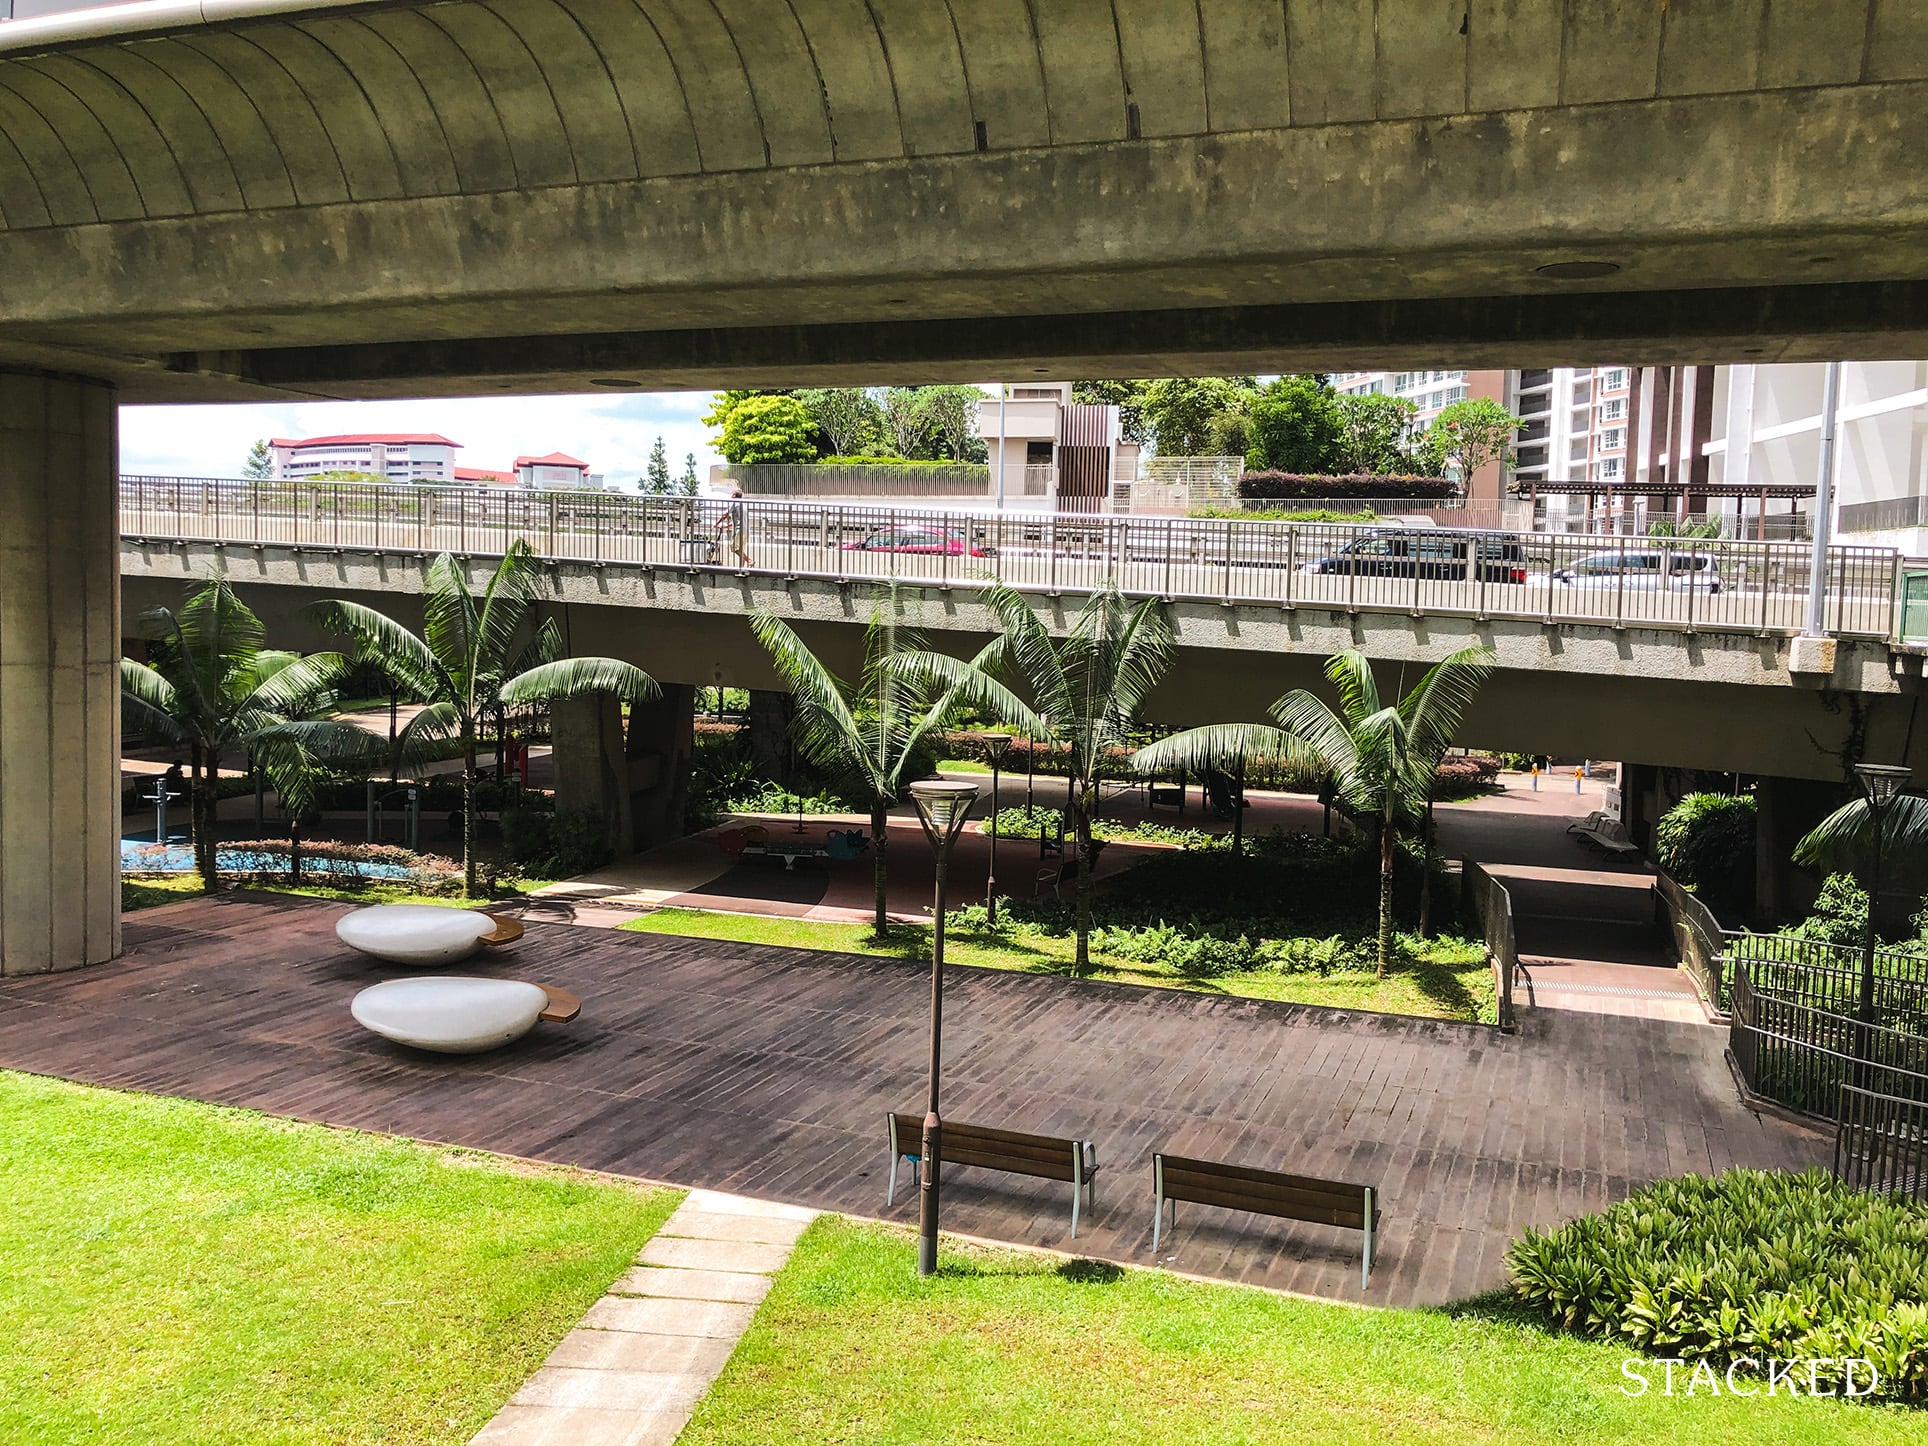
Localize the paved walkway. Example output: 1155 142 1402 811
0 892 1826 1308
473 1190 814 1446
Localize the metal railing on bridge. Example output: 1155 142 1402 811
119 477 1905 639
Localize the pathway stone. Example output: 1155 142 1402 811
470 1189 816 1446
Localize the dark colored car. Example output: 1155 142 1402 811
1302 530 1527 584
840 526 994 558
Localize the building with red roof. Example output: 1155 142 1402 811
270 433 461 483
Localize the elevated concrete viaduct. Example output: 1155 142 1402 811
8 0 1928 970
124 544 1927 788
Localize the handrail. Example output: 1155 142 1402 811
1654 870 1728 1013
116 476 1904 640
1461 860 1518 1033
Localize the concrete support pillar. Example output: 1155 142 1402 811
550 694 632 859
1 371 120 975
1755 775 1848 925
1619 761 1660 852
626 682 695 851
747 689 793 780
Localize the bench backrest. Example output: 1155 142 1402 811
1155 1154 1373 1230
891 1112 1087 1184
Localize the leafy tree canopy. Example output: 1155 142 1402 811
714 394 818 465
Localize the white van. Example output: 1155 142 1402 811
1550 550 1724 593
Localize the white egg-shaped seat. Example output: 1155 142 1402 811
351 976 552 1054
335 904 501 965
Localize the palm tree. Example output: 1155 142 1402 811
907 582 1175 975
1792 791 1928 910
310 542 658 895
121 576 377 890
1132 647 1495 975
748 602 1021 933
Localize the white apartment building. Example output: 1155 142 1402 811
1508 366 1634 525
270 433 460 483
1704 362 1928 554
1332 369 1470 426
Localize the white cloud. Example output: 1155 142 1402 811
121 392 724 489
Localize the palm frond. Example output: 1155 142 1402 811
1268 689 1359 780
420 551 480 695
748 609 880 790
500 658 659 708
1398 646 1497 765
1130 723 1300 777
977 582 1072 724
882 648 1048 741
510 616 564 678
306 598 445 700
472 542 544 688
249 651 352 716
119 658 186 742
1793 794 1928 878
1323 649 1382 727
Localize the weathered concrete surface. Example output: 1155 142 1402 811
1 373 120 975
2 1 1926 398
122 542 1927 784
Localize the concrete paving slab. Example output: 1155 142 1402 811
511 1367 709 1413
638 1235 793 1274
579 1294 759 1339
656 1211 810 1246
610 1265 773 1304
682 1188 817 1222
542 1329 737 1376
470 1404 682 1446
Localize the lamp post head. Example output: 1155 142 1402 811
980 733 1013 765
1854 763 1912 810
908 779 980 849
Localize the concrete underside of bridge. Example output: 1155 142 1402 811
3 1 1928 398
123 547 1927 786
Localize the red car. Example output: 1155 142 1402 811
841 526 993 558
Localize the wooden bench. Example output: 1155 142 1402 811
1152 1154 1382 1289
887 1112 1100 1237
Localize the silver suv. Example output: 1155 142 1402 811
1550 550 1724 593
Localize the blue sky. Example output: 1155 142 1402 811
121 391 725 489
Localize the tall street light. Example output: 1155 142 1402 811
1851 763 1911 1077
907 778 980 1278
980 734 1013 926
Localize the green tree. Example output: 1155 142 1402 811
1244 375 1343 474
681 453 700 495
917 384 987 461
912 583 1175 975
1424 398 1523 489
1072 380 1153 447
1334 393 1424 474
120 577 375 890
1132 647 1495 975
749 604 1017 933
645 437 671 494
310 542 658 895
1139 377 1258 456
243 440 273 480
713 394 817 465
875 387 931 458
1793 793 1928 899
798 387 884 456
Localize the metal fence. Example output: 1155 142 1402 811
1728 957 1928 1118
1462 860 1518 1032
119 477 1904 639
1834 1082 1928 1203
1656 870 1728 1012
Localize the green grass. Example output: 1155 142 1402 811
0 1071 678 1446
680 1217 1919 1445
121 874 206 912
620 907 1493 1020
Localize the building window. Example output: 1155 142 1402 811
1601 458 1623 479
1602 368 1628 391
1601 427 1625 450
1602 398 1626 421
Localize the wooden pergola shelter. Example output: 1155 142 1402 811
1520 478 1817 540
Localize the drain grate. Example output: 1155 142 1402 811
1528 980 1696 1001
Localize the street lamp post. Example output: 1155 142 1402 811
907 778 980 1278
1851 763 1911 1080
980 734 1012 927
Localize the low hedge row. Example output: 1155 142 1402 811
1237 472 1459 501
1508 1167 1928 1401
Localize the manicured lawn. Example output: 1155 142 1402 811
621 907 1494 1020
680 1217 1919 1446
0 1071 678 1445
121 873 206 912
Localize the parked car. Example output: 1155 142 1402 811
1300 530 1527 583
840 526 994 557
1549 550 1724 592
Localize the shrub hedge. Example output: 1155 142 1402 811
1237 472 1458 501
1508 1167 1928 1401
1654 792 1757 905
